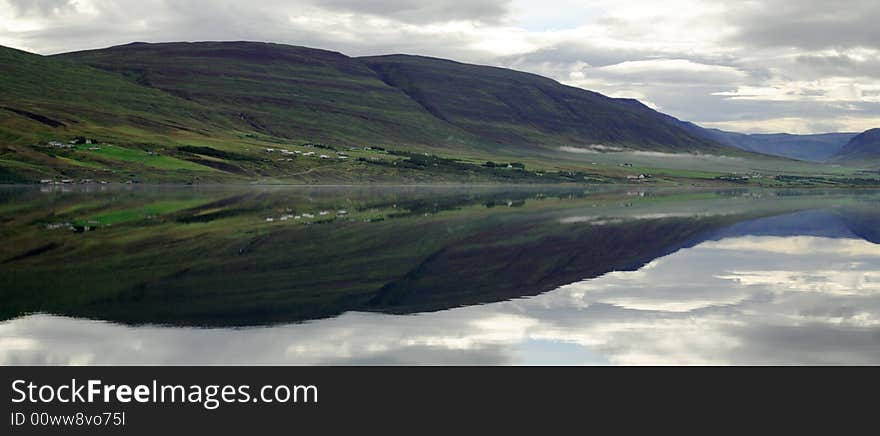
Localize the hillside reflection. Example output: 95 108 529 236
2 188 879 364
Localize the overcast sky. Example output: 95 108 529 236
2 0 879 134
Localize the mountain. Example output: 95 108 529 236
359 55 724 153
832 128 880 163
54 42 478 149
667 120 855 161
55 43 724 153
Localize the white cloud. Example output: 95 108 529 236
714 78 880 103
597 59 748 82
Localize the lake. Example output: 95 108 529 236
1 186 879 364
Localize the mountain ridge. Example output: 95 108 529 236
52 41 728 154
700 129 857 162
664 118 856 162
359 53 725 153
832 128 880 163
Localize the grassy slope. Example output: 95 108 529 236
0 44 241 182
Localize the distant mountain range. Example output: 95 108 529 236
663 118 858 162
693 129 857 162
1 40 878 183
701 127 880 165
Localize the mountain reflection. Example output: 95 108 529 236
2 188 880 364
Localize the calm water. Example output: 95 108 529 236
1 186 879 364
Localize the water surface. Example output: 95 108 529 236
1 186 879 364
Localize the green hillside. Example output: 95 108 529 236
0 41 875 185
0 43 493 184
56 42 480 149
0 44 239 182
0 44 211 121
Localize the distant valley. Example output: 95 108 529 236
688 128 857 162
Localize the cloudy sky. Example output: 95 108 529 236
2 0 879 134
